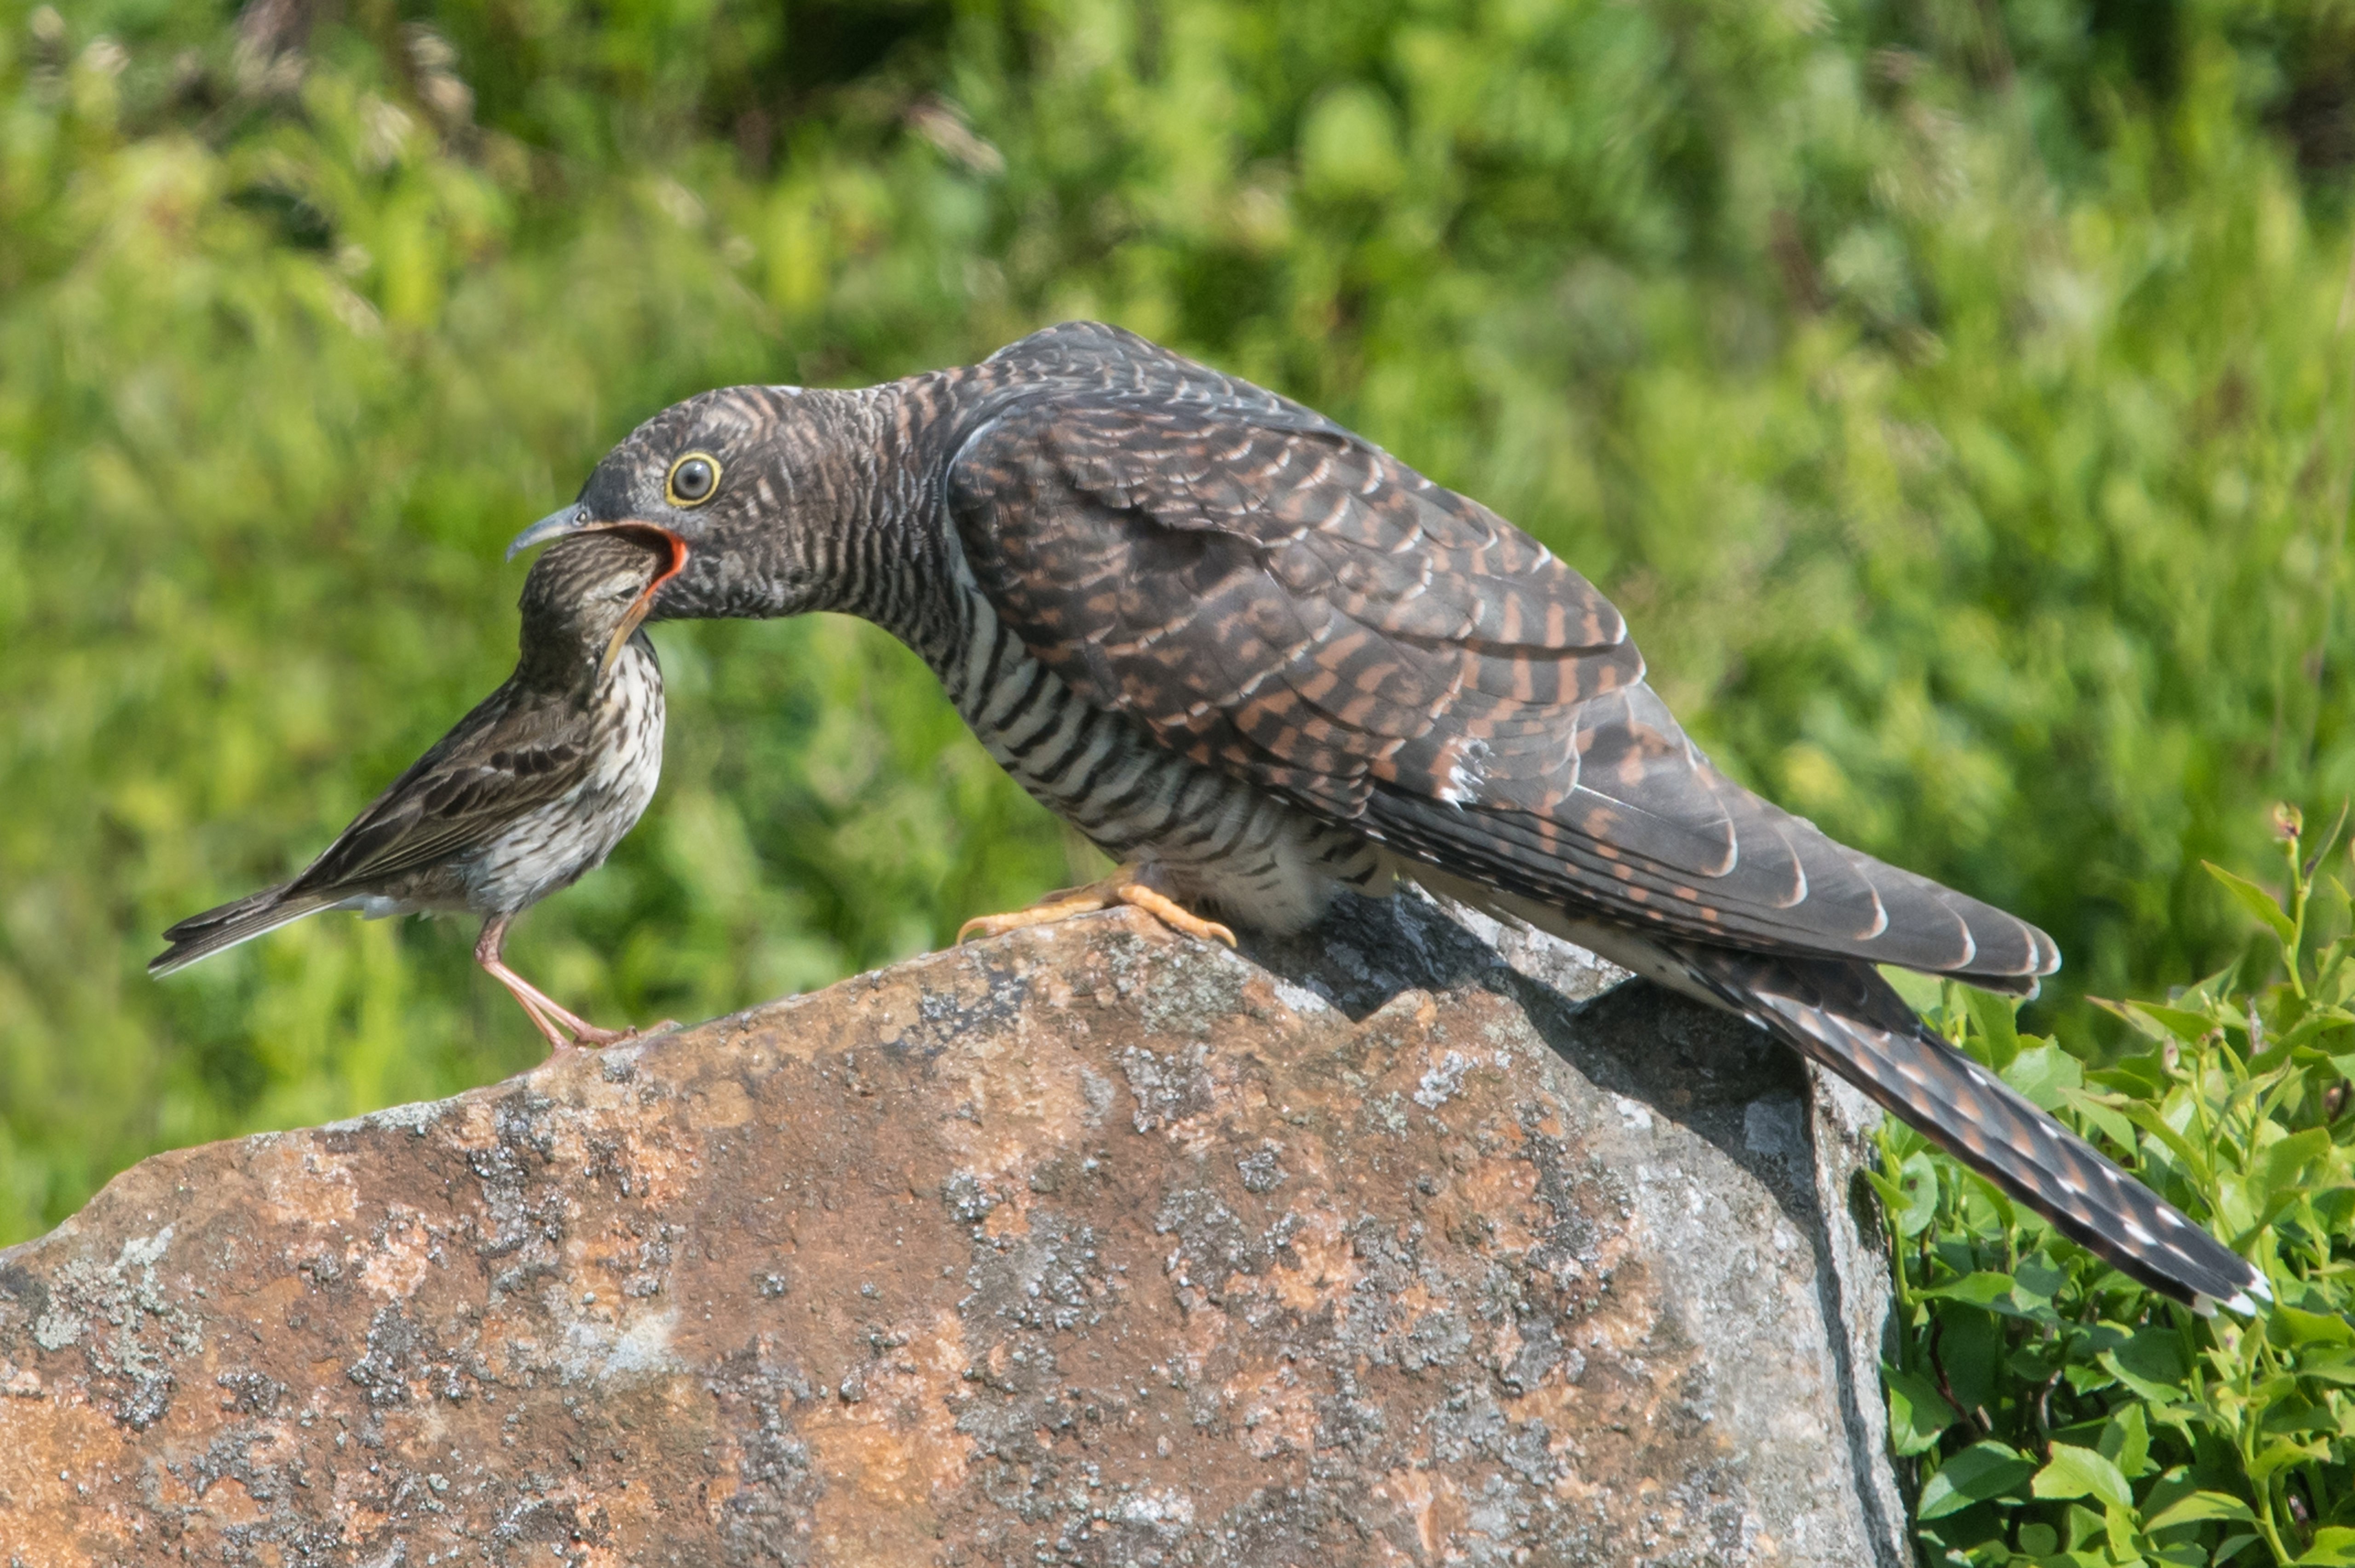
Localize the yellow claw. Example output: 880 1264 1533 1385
1111 884 1236 947
956 873 1236 948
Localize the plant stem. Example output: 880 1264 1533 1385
2286 830 2313 1001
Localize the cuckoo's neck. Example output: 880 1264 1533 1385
767 372 1004 679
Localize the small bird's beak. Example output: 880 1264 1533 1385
596 529 691 684
507 504 591 560
596 596 654 685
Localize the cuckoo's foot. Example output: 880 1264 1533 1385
957 869 1237 948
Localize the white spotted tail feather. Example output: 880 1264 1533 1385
1675 944 2269 1316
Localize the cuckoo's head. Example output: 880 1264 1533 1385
513 527 681 693
507 385 857 623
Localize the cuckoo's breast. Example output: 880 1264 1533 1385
933 560 1382 933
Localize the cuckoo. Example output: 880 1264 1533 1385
509 322 2266 1311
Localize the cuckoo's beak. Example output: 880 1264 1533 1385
507 503 594 560
595 527 691 684
509 508 689 681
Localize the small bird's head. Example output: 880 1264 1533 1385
507 384 858 623
515 529 682 692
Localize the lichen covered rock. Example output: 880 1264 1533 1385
0 896 1905 1565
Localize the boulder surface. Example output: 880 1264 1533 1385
0 894 1907 1565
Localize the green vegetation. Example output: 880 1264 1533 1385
5 3 2355 1552
1889 814 2355 1567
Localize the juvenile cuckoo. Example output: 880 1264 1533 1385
510 322 2265 1311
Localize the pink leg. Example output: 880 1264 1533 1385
508 984 575 1052
474 915 638 1054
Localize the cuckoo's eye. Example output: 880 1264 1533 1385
665 452 720 507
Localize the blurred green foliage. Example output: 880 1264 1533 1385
1887 815 2355 1567
6 0 2355 1287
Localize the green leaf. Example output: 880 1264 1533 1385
2247 1434 2331 1484
2118 1101 2213 1187
2059 1087 2139 1153
2004 1042 2083 1112
2090 1050 2176 1097
2260 1393 2334 1437
2297 1345 2355 1384
2273 1304 2355 1347
2297 1526 2355 1566
2101 1329 2189 1404
1891 1151 1939 1238
2094 995 2192 1045
2092 996 2171 1043
2206 861 2298 943
2014 1255 2067 1304
2032 1444 2133 1509
2105 1498 2138 1559
2137 1000 2226 1044
1916 1441 2035 1520
2258 1008 2354 1062
2263 1127 2334 1193
1963 986 2021 1072
2143 1490 2257 1531
2099 1401 2152 1479
1883 1365 1956 1456
1919 1271 2015 1307
1881 964 1947 1017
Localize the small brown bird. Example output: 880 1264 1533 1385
150 528 685 1055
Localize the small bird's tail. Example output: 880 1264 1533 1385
149 886 337 976
1674 943 2267 1314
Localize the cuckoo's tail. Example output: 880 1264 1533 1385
149 886 338 977
1674 944 2266 1314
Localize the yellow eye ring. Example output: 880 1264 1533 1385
665 451 722 508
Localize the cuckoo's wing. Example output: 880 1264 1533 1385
946 329 2055 987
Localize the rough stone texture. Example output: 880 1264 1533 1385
0 892 1906 1566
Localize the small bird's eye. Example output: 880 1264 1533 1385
666 452 720 507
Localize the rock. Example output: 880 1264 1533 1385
0 892 1907 1565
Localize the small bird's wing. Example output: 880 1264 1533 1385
948 323 2055 987
283 687 597 896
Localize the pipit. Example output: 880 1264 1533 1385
151 528 684 1055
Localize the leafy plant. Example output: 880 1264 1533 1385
1891 810 2355 1566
